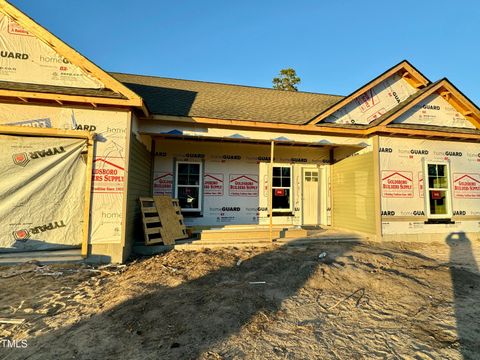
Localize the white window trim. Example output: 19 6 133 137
423 160 453 219
175 161 203 212
272 164 293 212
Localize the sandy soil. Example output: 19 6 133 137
1 239 479 360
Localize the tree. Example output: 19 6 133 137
272 68 301 91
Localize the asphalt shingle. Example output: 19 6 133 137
0 81 125 99
110 72 343 124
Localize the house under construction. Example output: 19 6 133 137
0 1 479 263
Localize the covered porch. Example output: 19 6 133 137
135 122 374 248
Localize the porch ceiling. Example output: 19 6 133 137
149 133 367 149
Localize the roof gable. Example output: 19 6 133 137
393 93 476 129
321 72 417 125
0 11 103 89
0 1 143 106
308 60 430 125
377 79 480 130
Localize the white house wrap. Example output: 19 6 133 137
0 12 104 88
379 136 480 237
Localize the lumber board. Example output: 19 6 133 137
0 318 25 325
139 198 167 245
143 216 161 223
153 196 188 244
0 89 140 107
0 124 92 140
145 227 163 235
82 138 94 257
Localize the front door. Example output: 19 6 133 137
302 168 319 225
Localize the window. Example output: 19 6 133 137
424 162 452 218
175 162 202 211
272 166 292 211
304 171 319 182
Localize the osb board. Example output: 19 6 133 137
139 197 170 245
153 196 188 243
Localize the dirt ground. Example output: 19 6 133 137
1 239 479 360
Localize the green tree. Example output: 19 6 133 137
272 68 301 91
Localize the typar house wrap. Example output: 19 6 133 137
0 135 87 250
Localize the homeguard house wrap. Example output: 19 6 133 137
0 1 479 263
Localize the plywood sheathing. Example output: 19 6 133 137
139 196 188 246
139 197 168 245
153 196 188 242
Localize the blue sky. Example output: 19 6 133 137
10 0 480 103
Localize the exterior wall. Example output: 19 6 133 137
331 147 376 235
0 102 130 262
153 138 334 228
379 136 480 241
123 114 152 259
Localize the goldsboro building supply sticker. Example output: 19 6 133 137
228 174 259 197
204 174 224 196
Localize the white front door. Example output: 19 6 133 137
302 168 319 225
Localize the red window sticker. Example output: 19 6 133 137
431 191 442 200
274 189 285 196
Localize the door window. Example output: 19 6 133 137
304 171 319 182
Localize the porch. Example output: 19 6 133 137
141 124 369 228
133 226 366 254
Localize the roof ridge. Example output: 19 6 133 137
109 71 344 98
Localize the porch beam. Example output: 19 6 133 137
143 114 369 136
81 137 94 257
269 140 275 243
329 147 335 165
372 136 382 240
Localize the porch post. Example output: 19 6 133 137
269 140 275 242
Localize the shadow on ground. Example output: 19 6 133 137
7 240 357 359
447 232 480 360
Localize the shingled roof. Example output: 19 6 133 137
0 81 126 99
110 72 343 124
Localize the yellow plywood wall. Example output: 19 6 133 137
331 152 376 234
